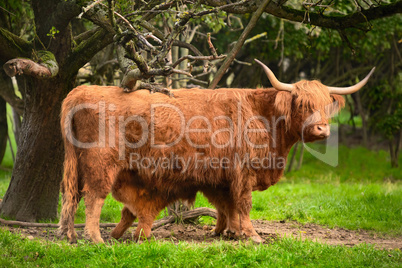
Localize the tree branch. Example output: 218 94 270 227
120 66 193 92
50 1 82 35
73 27 100 46
203 0 402 30
209 0 272 89
173 40 204 56
82 5 115 33
0 28 32 61
3 51 59 79
120 33 224 92
0 207 217 229
67 27 114 74
171 54 226 69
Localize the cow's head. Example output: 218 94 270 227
255 59 375 143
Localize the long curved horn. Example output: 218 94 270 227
254 59 295 92
328 67 376 95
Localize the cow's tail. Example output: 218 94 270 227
58 98 80 242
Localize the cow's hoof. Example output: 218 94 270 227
250 235 263 244
65 232 78 244
92 237 104 244
84 230 104 243
211 228 223 236
56 228 66 240
68 236 78 244
225 229 239 239
57 228 78 243
110 230 123 240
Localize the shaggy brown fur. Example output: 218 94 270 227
58 83 344 243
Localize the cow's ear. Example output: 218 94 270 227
274 91 292 119
330 94 345 110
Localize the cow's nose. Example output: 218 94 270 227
315 124 330 137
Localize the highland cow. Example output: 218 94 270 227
58 60 374 243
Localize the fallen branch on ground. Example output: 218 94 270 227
0 207 217 230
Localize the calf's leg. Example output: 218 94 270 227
110 206 137 239
202 188 231 235
111 170 165 241
118 194 164 241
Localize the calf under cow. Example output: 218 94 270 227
58 60 374 243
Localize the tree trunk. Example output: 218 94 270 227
389 130 401 168
12 107 21 147
0 76 72 221
172 44 180 89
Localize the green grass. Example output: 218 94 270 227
0 228 400 268
194 180 402 236
250 181 402 235
288 144 401 183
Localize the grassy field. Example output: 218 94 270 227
0 138 401 266
0 228 401 267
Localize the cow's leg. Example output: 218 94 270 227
82 163 118 243
226 209 240 236
110 206 137 239
83 191 107 243
58 188 82 243
233 185 262 243
239 212 262 243
214 210 228 235
58 148 85 243
212 199 241 238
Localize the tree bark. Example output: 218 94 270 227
0 76 73 221
0 0 114 221
12 107 21 147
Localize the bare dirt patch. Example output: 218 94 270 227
2 220 401 250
